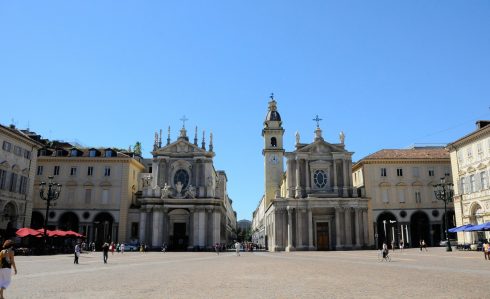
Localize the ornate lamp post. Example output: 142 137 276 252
39 176 62 249
433 175 453 252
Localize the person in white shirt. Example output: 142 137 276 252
235 241 241 256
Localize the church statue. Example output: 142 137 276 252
175 181 183 196
161 183 172 199
295 131 300 144
339 131 345 144
185 184 196 199
142 175 152 188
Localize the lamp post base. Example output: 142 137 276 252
446 242 452 252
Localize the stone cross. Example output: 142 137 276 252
313 115 322 128
180 115 189 128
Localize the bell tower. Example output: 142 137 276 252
262 94 285 207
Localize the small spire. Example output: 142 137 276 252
167 126 171 145
159 129 162 148
194 126 198 146
201 130 206 150
209 131 213 152
153 131 159 150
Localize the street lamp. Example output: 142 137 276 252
433 175 453 252
39 176 62 250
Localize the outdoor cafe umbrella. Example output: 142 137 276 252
448 224 475 233
467 222 490 231
65 230 84 238
16 228 42 238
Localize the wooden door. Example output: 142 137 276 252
316 222 330 250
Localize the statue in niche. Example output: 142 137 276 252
142 175 152 188
175 181 183 196
161 183 172 199
185 184 196 199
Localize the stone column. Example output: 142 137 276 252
342 160 348 197
308 209 314 250
344 207 352 248
335 207 342 249
213 210 221 244
333 160 338 193
139 208 147 244
152 206 162 247
162 208 168 245
193 209 199 247
305 160 311 193
354 208 361 249
362 209 368 246
296 209 303 249
282 209 287 250
198 209 206 247
287 159 294 197
286 207 295 251
295 159 302 198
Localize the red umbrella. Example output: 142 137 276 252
50 230 68 237
65 230 84 238
16 228 42 238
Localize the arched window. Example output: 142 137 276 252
270 137 277 147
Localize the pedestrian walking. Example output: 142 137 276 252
74 243 81 264
422 239 428 251
110 242 115 255
214 243 220 255
91 242 95 252
483 241 489 260
162 243 166 253
0 240 17 299
102 242 109 264
235 241 241 256
120 243 125 254
399 240 404 252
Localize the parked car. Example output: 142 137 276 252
123 243 139 251
439 239 458 247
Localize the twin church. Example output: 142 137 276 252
137 95 368 251
253 96 369 251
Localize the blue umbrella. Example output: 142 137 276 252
448 224 475 233
466 222 490 231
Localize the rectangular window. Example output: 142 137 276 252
19 176 28 194
398 189 405 203
104 167 111 177
467 148 473 160
70 167 77 176
9 173 18 192
102 189 109 204
397 168 403 177
24 149 31 159
457 151 464 164
381 168 387 177
481 172 488 190
0 170 7 190
470 175 476 193
428 167 435 177
2 141 11 152
84 189 92 204
412 167 419 177
53 166 60 176
37 166 43 176
477 142 483 155
415 191 422 204
87 166 94 176
13 146 22 156
461 177 467 194
382 189 389 203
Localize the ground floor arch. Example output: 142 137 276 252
58 212 79 231
376 212 398 249
410 211 430 247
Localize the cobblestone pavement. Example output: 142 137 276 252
6 247 490 299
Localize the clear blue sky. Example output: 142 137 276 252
1 1 489 220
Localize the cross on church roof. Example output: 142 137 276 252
180 115 189 128
270 93 274 100
313 115 322 128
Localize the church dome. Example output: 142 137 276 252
265 97 281 121
266 110 281 121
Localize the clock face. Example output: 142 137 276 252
269 154 279 165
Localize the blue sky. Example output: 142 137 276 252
1 1 489 220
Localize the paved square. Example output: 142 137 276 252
8 247 490 298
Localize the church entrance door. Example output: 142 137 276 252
172 223 188 251
316 222 329 250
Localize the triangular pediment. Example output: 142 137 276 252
153 139 207 155
295 139 346 154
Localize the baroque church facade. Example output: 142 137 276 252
138 125 236 250
252 97 370 251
